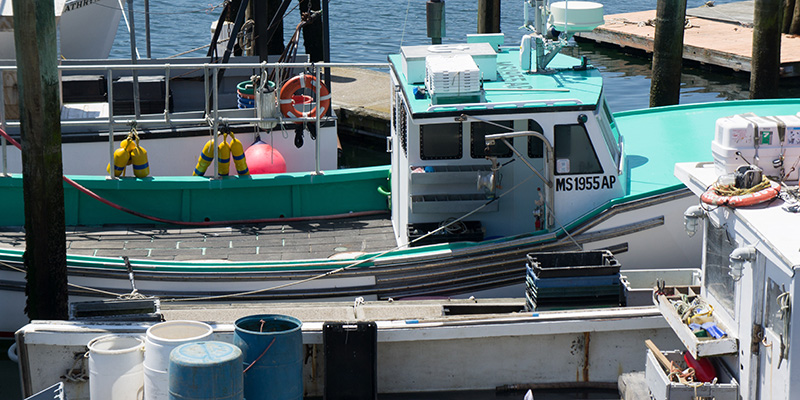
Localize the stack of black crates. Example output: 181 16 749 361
525 250 625 311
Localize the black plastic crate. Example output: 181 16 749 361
113 75 167 100
526 250 620 278
323 322 377 400
62 75 107 103
407 221 484 247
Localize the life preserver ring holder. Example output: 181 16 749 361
279 74 331 120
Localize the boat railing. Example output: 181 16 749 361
0 61 390 177
427 98 584 112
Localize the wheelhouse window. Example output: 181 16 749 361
598 100 620 169
554 124 602 175
765 278 787 337
528 120 544 159
420 123 462 160
470 121 514 158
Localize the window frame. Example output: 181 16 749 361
419 122 463 160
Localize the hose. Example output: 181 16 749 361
0 128 387 226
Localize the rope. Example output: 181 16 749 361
243 336 276 373
400 0 412 47
93 1 223 15
711 176 771 197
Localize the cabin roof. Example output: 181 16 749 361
389 49 604 118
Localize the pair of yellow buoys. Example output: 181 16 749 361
193 131 249 176
106 130 149 178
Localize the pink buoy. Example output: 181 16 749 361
244 141 287 174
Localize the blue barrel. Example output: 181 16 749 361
168 341 243 400
233 315 303 400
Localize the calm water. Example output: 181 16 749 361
110 0 800 113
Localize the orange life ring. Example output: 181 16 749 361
700 181 781 207
279 74 331 120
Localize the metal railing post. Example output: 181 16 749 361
107 69 115 178
212 67 219 179
314 66 322 175
0 70 6 176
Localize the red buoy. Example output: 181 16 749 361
244 141 287 174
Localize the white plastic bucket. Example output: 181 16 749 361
88 334 145 400
144 320 213 400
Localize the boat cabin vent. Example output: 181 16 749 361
395 97 408 157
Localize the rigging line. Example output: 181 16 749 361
400 0 412 47
0 261 125 298
91 1 224 15
166 170 541 303
117 0 141 59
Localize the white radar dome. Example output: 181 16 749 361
550 1 604 32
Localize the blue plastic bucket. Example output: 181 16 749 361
168 341 243 400
237 97 255 108
233 314 303 400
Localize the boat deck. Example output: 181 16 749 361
0 215 396 262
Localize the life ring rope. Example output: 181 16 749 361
700 176 781 207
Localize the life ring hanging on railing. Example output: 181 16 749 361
278 74 331 120
700 178 781 207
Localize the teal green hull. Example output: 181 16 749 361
0 166 391 226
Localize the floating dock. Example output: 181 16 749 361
575 1 800 77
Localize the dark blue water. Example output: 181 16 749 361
107 0 800 113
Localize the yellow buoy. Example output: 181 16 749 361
106 147 131 177
193 139 216 176
229 133 249 176
131 144 150 178
218 134 231 176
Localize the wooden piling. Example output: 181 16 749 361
12 0 68 320
750 0 782 99
477 0 501 34
649 0 687 107
427 0 445 45
782 0 795 33
789 0 800 35
253 0 288 60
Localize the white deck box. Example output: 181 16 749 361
712 114 800 180
400 42 497 84
425 54 482 97
646 349 738 400
467 33 504 51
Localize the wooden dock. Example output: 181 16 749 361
575 1 800 77
330 67 391 137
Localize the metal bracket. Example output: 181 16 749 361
751 323 763 355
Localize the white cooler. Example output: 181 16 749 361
712 113 800 180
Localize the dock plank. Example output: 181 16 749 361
575 8 800 77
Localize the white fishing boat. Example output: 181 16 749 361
0 0 122 60
11 266 700 399
1 0 800 338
